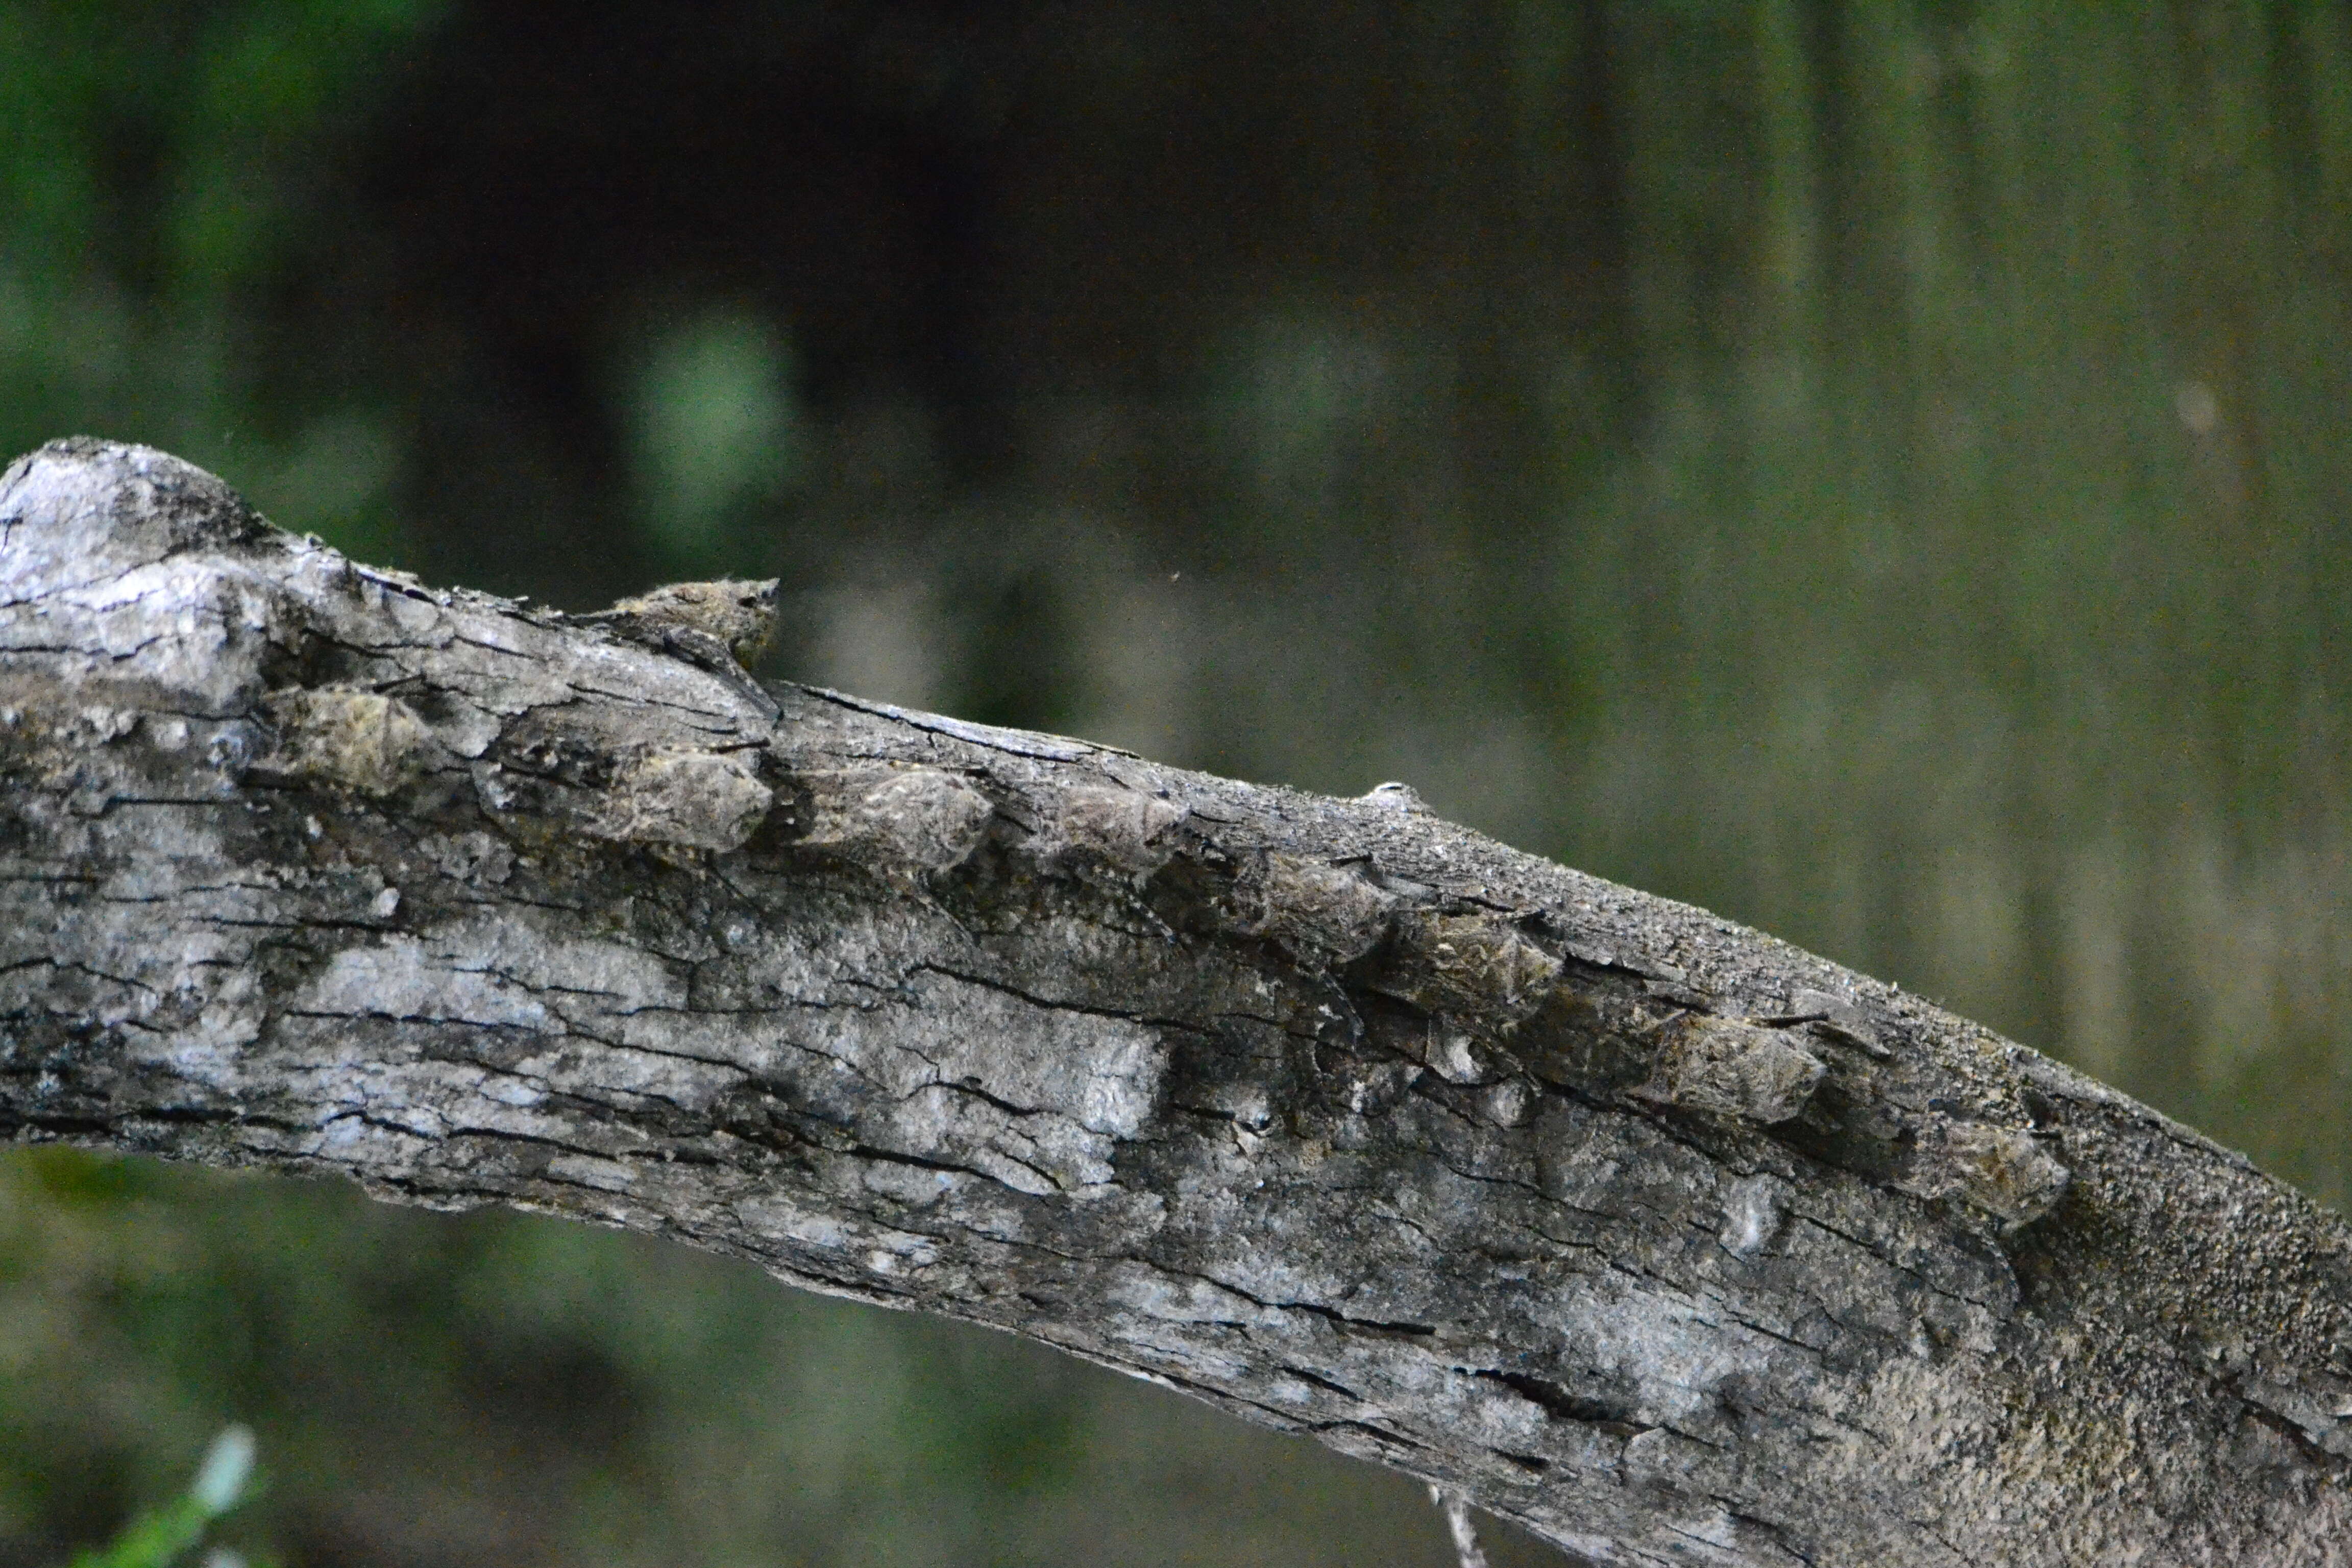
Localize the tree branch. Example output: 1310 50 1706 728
3 437 2347 1565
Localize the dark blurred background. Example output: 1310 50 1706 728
3 1 2349 1562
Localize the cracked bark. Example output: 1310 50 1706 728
3 437 2348 1566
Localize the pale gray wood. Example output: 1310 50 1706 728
3 437 2348 1566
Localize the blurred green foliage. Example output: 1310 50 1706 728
70 1424 254 1568
2 1 2349 1563
0 0 442 564
623 308 808 571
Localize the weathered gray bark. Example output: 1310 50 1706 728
3 437 2348 1565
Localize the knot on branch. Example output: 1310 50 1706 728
0 437 267 580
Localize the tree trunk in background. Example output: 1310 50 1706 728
4 439 2348 1566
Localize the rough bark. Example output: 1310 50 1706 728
3 437 2348 1566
